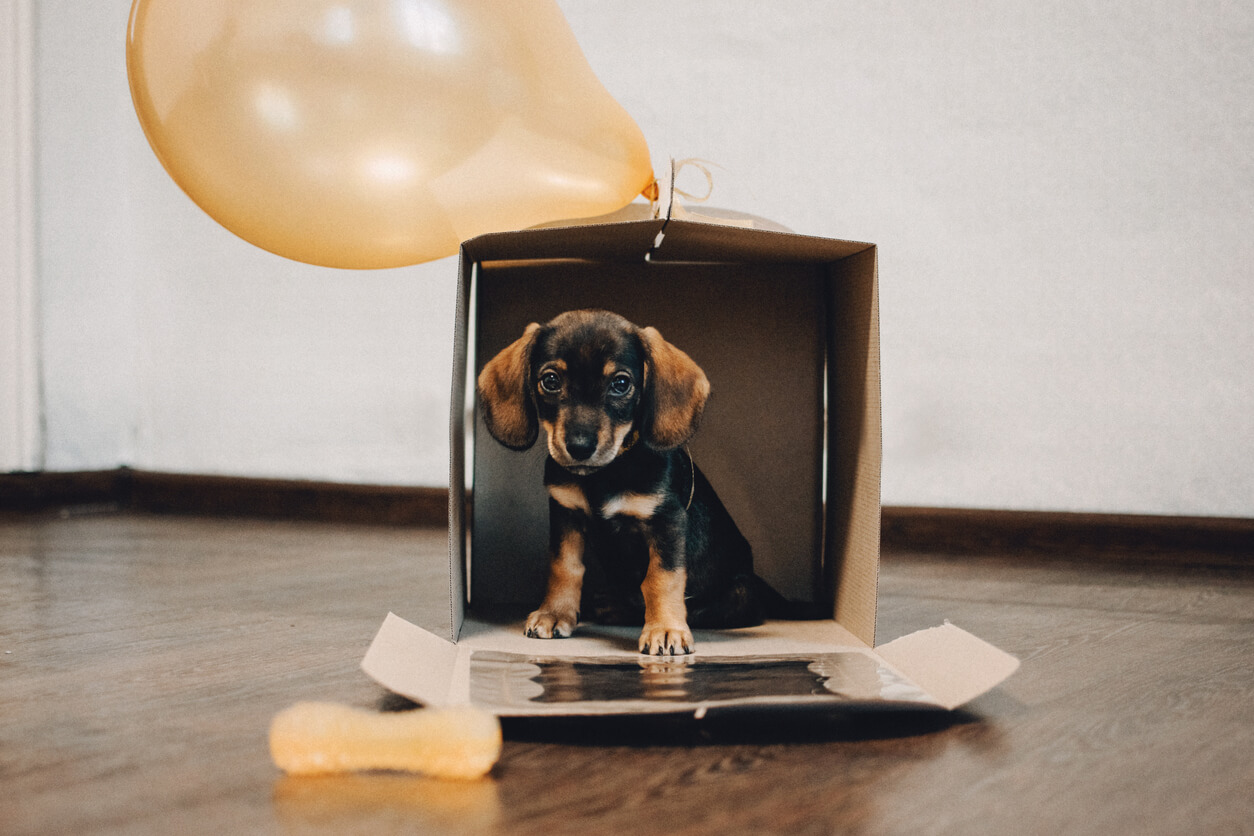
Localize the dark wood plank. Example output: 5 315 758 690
1 516 451 835
2 514 1252 835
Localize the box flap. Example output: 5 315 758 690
462 216 873 268
463 219 663 264
824 246 881 646
360 612 464 707
649 220 872 265
875 622 1021 711
361 614 1016 717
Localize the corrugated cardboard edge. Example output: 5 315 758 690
875 622 1020 711
448 249 470 643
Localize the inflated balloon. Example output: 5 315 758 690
126 0 653 269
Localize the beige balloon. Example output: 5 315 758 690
127 0 654 269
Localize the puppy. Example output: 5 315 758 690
477 309 775 655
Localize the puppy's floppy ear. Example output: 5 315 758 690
639 326 710 451
477 323 541 450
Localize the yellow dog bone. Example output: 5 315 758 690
269 701 501 779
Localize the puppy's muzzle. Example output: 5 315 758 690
551 405 620 472
564 428 598 462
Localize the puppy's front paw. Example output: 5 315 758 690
639 622 694 656
524 608 578 639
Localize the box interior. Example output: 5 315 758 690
472 259 826 607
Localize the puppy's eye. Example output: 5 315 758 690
607 373 632 397
539 371 562 393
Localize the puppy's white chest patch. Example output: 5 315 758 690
548 484 663 520
548 484 591 515
600 492 663 520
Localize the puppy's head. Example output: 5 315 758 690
477 310 710 474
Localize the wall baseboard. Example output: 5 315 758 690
2 469 1250 564
0 469 448 526
880 505 1253 565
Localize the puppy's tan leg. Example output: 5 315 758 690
524 528 584 639
638 547 693 655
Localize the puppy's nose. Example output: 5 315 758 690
565 432 598 462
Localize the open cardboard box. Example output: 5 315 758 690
362 206 1018 716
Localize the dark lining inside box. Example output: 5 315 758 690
470 259 828 607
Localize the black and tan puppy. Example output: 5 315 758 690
478 309 773 655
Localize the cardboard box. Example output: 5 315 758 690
362 207 1018 716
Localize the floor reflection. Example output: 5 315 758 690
273 773 500 835
470 650 930 709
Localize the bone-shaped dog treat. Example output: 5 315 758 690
269 702 501 779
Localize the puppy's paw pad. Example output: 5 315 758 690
524 609 577 639
638 624 694 656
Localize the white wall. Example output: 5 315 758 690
21 0 1254 517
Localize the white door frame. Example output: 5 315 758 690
0 0 41 472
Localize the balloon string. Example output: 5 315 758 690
670 158 717 203
643 157 722 262
643 157 720 221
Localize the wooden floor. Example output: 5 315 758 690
1 513 1251 836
